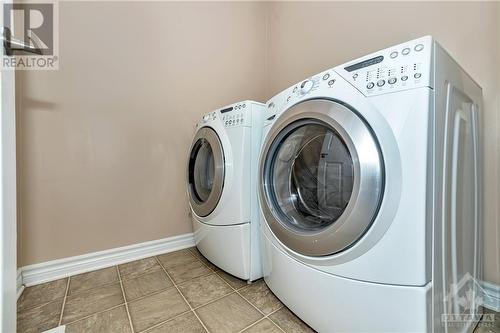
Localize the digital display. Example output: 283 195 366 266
220 107 234 114
344 55 384 72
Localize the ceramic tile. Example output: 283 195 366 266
215 269 248 290
166 259 211 284
243 319 283 333
128 287 190 332
189 247 217 269
483 308 500 328
118 257 161 280
64 306 132 333
269 307 315 333
239 279 283 315
157 249 198 269
474 308 500 333
17 278 68 311
195 293 262 333
61 283 124 324
17 299 63 333
178 273 232 308
146 312 205 333
122 269 173 301
68 267 119 295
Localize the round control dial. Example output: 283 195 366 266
300 80 314 94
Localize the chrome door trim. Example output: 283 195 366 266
187 127 225 217
259 99 384 256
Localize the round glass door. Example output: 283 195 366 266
188 127 224 217
260 99 384 256
192 139 215 202
270 122 354 232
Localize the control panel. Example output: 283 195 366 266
336 36 432 96
221 102 247 128
264 36 434 127
199 102 249 128
197 101 263 130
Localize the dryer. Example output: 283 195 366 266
258 36 482 332
187 101 264 281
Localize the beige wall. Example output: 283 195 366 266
266 1 499 284
17 1 500 285
16 1 267 266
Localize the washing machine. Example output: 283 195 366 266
258 36 482 332
187 100 264 281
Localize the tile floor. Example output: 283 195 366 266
17 247 313 333
17 247 499 333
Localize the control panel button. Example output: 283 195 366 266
414 73 422 79
352 73 358 79
390 51 398 59
401 75 408 81
402 47 410 55
203 114 210 121
377 79 385 87
367 82 375 89
287 96 291 102
414 44 424 52
328 79 335 86
242 104 246 108
293 86 298 93
322 73 330 80
388 77 397 84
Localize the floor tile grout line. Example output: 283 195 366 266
60 303 125 327
57 277 71 326
190 309 210 333
117 266 135 333
138 308 193 333
237 317 268 333
119 267 164 283
235 305 286 333
235 304 286 333
268 318 287 333
205 263 270 333
265 305 285 317
154 256 210 333
263 307 287 333
201 257 287 333
139 289 240 333
155 256 210 333
18 296 66 313
191 290 236 311
196 252 289 333
124 284 177 304
208 265 266 318
62 278 121 299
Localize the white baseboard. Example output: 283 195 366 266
16 268 24 300
20 233 195 287
481 280 500 312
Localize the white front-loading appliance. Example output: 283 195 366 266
258 36 482 332
187 101 264 281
